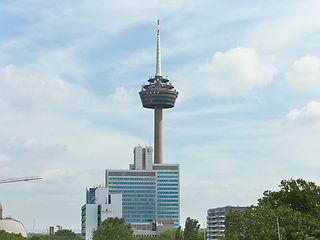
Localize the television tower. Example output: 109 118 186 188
139 19 178 164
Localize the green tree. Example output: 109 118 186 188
28 229 80 240
157 229 175 240
92 217 134 240
28 234 49 240
259 178 320 216
197 229 205 240
224 179 320 240
54 229 80 240
225 204 283 240
0 230 26 240
184 217 200 240
175 226 183 240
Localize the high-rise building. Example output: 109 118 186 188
105 145 179 235
206 206 246 240
81 187 122 240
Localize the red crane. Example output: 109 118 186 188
0 176 42 184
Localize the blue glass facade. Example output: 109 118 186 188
86 187 97 204
156 169 179 228
107 172 157 223
105 164 179 227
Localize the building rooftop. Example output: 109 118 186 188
0 218 27 237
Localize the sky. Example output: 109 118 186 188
0 0 320 232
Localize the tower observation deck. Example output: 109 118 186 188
139 19 178 164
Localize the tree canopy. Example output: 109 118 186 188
0 230 25 240
175 226 183 240
223 178 320 240
92 217 134 240
184 217 200 240
259 178 320 216
28 229 81 240
90 217 207 240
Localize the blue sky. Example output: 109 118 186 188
1 0 320 231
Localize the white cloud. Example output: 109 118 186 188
30 48 87 80
0 154 11 175
109 87 135 104
285 101 320 125
2 0 188 38
0 64 90 110
0 153 11 163
244 1 320 51
0 135 67 157
275 102 320 169
178 47 277 98
42 168 67 180
284 56 320 93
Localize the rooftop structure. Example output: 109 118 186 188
139 19 178 164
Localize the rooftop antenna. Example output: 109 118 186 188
156 19 162 77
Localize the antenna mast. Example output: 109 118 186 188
156 19 162 77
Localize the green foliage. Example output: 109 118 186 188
28 235 45 240
197 229 205 240
184 217 200 240
92 217 134 240
54 229 78 237
224 178 320 240
28 229 80 240
157 229 175 240
84 217 204 240
175 226 183 240
259 178 320 216
0 230 26 240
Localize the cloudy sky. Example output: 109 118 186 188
1 0 320 232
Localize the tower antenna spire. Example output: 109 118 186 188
156 19 162 77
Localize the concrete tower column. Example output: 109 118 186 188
154 108 163 164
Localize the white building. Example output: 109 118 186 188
133 145 153 171
81 187 122 240
0 202 27 237
206 206 246 240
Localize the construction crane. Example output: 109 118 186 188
0 176 42 184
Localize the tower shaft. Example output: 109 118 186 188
154 108 163 164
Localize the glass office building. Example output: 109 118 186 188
154 164 179 228
105 146 179 230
